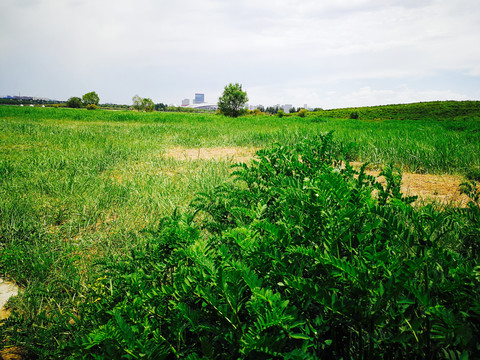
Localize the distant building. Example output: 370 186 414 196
15 96 33 101
194 93 205 104
182 99 190 106
190 103 218 110
282 104 293 113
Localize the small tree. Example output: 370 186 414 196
66 96 82 108
142 98 155 112
82 91 100 106
155 103 167 111
218 83 248 118
132 95 142 111
298 109 307 118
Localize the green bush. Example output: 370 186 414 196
86 104 97 110
66 97 82 108
4 133 480 358
298 109 307 118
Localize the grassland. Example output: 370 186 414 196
1 102 480 358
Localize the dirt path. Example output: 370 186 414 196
167 147 471 206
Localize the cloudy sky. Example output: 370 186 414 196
1 0 479 108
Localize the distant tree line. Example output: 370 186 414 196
0 98 62 105
66 91 100 110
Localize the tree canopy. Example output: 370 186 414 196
217 83 248 117
66 96 82 108
82 91 100 106
142 97 155 112
132 95 142 111
132 95 155 112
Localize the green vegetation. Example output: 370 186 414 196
132 96 157 112
82 91 100 107
317 100 480 121
218 83 249 118
66 96 83 108
0 102 480 358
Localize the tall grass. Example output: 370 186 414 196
2 105 479 175
0 104 479 357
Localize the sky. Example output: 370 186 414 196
1 0 479 109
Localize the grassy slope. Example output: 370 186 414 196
318 100 480 121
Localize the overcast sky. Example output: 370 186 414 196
1 0 479 108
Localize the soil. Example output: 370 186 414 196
0 279 18 321
167 147 471 207
0 279 22 359
364 169 469 207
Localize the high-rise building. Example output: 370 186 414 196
194 93 205 104
182 99 190 106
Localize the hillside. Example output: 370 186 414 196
317 100 480 121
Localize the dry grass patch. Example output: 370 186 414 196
167 146 257 163
167 148 471 206
354 165 470 207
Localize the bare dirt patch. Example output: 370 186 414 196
0 279 18 321
370 171 469 207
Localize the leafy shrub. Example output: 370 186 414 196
6 133 480 359
298 108 307 117
349 111 359 119
247 108 265 116
66 97 82 108
277 109 285 118
86 104 97 110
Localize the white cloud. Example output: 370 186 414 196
0 0 479 106
321 85 471 109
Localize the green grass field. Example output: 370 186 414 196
1 102 480 358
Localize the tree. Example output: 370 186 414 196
155 103 167 111
82 91 100 106
132 95 155 112
266 106 279 114
217 83 248 118
66 96 82 108
132 95 142 111
142 98 155 112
